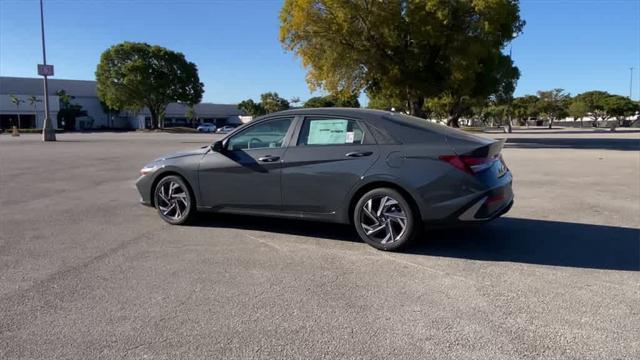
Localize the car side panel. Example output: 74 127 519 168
197 148 287 211
280 144 380 219
342 143 486 223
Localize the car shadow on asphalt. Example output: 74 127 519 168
190 215 639 271
415 218 639 271
505 138 640 151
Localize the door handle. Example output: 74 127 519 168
345 151 373 158
258 155 280 162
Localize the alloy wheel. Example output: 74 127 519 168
359 195 408 244
156 180 190 221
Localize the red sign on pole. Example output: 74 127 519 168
37 64 54 76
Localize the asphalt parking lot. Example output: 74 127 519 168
1 129 639 359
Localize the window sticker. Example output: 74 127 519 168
307 119 348 145
345 131 355 143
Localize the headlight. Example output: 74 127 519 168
140 163 160 176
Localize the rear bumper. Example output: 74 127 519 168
457 183 514 222
423 178 514 228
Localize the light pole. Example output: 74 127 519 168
40 0 55 141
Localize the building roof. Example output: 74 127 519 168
0 76 98 97
0 76 243 117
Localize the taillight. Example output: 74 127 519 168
439 155 499 175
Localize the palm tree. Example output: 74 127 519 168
9 95 25 128
28 96 42 128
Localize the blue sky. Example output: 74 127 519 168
1 0 639 104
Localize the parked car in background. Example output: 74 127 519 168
215 125 236 134
136 108 513 251
197 123 216 133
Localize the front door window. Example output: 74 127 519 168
227 118 293 151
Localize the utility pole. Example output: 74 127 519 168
40 0 56 141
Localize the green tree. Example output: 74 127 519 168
185 104 197 127
9 94 25 128
429 49 519 127
56 89 73 107
536 89 570 129
238 99 266 116
304 96 334 108
572 91 611 126
512 95 540 126
304 94 360 108
568 98 589 127
424 94 475 125
602 95 637 126
55 89 86 130
367 90 407 113
280 0 524 121
96 42 203 129
473 101 510 127
100 100 121 128
28 96 41 116
260 92 290 113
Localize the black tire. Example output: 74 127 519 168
353 188 418 251
154 175 196 225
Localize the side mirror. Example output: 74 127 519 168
211 140 225 152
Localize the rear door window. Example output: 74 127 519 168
297 118 365 146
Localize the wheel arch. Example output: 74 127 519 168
347 180 422 225
150 170 197 208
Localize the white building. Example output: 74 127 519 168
0 76 244 130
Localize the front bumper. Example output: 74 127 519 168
135 175 154 207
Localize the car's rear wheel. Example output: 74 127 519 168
353 188 417 250
154 175 195 225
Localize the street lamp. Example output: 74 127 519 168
39 0 55 141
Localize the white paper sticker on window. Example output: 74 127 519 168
308 119 348 145
345 131 354 143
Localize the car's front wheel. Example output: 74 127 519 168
353 188 418 251
154 175 195 225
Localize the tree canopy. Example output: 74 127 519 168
304 94 360 108
261 92 290 114
571 91 638 125
55 89 86 130
238 92 290 116
280 0 524 125
512 95 540 125
535 89 570 128
238 99 266 117
602 95 637 119
96 42 203 129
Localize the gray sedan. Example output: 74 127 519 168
136 108 513 250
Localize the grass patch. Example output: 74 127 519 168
135 127 199 133
163 127 199 133
460 127 486 133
